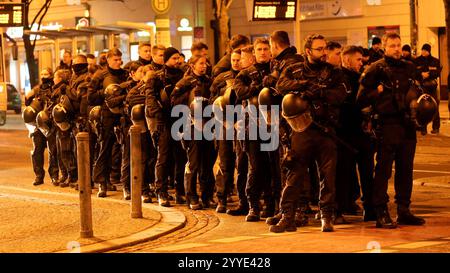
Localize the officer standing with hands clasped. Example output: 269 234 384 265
357 33 426 228
414 43 442 134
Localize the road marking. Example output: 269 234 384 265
333 224 356 229
391 241 444 249
209 236 260 243
355 249 399 253
413 169 450 174
152 243 209 251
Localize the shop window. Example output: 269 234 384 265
367 26 400 47
181 35 193 61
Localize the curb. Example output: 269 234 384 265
0 185 186 253
72 202 186 253
413 176 450 189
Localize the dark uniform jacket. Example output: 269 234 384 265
338 67 364 134
368 48 384 64
414 55 441 87
171 70 213 107
273 46 304 77
87 66 128 128
67 69 91 119
212 53 231 78
276 60 348 128
209 69 239 104
145 66 184 119
357 56 418 142
146 61 164 72
26 80 54 107
233 61 272 101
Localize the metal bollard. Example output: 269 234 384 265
76 132 93 238
129 125 143 218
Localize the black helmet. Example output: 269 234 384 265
222 83 237 106
52 104 72 131
36 110 53 137
258 87 282 126
88 106 102 136
282 93 312 132
416 93 437 126
22 98 43 124
104 84 124 114
258 87 282 107
131 104 147 132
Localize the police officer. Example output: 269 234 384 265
368 37 384 64
137 43 153 66
269 30 305 216
148 45 166 72
414 43 442 134
212 34 250 77
171 54 214 210
88 48 128 197
357 32 425 228
402 45 414 62
24 67 60 186
225 45 254 216
56 50 73 72
273 34 348 233
210 48 242 213
121 63 154 203
67 55 97 188
50 69 78 188
191 42 213 76
233 38 278 222
325 41 342 67
336 46 376 222
146 47 187 207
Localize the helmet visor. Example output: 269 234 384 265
283 112 313 133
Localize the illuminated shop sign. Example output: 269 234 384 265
252 0 297 21
0 3 24 27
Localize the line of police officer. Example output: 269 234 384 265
23 31 437 234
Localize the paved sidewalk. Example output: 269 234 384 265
0 184 186 253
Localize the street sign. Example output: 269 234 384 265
75 17 90 27
0 3 25 27
151 0 171 15
252 0 297 21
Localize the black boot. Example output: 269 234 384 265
33 179 44 186
226 204 249 216
142 190 152 203
260 200 275 219
51 177 60 187
123 188 131 200
295 208 309 227
187 196 203 210
397 207 425 226
375 206 397 229
158 192 171 207
97 182 107 198
266 212 282 225
333 211 349 225
245 206 261 222
269 209 296 233
216 199 227 213
320 210 334 232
